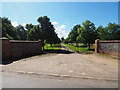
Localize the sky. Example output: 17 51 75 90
1 2 118 38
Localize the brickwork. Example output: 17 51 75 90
1 37 42 60
95 39 120 57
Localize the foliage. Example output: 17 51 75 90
64 20 120 50
27 25 42 41
44 43 61 50
1 17 19 40
63 43 94 53
1 16 61 50
16 25 28 40
97 23 120 40
79 20 98 49
61 37 65 42
66 25 80 43
37 16 61 49
1 16 120 51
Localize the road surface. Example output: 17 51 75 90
2 72 118 88
1 44 118 88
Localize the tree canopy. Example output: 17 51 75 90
1 16 61 50
63 20 120 49
1 16 120 50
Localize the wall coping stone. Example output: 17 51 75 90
10 40 40 43
99 40 120 43
0 37 9 40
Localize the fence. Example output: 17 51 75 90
1 37 42 60
95 39 120 56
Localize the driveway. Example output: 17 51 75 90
1 46 118 81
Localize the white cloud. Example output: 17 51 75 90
22 23 27 30
60 25 66 29
22 23 26 27
52 22 58 26
11 21 19 27
52 21 68 38
8 17 11 20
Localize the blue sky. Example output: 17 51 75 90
2 2 118 38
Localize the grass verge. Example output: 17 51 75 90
44 43 61 50
63 43 95 54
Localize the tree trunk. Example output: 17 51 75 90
76 43 78 47
88 43 90 50
43 44 44 50
42 40 44 50
50 43 52 47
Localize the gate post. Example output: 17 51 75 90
2 37 11 60
95 39 100 53
38 39 42 52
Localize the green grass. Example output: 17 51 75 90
44 43 61 50
63 43 95 53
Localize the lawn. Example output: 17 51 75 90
44 43 61 50
63 43 95 53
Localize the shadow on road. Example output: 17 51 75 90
1 53 43 65
44 49 73 54
1 49 73 65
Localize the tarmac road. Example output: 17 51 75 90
1 44 118 88
2 72 118 88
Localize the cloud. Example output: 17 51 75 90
11 21 19 27
22 23 27 30
52 21 68 38
52 22 58 26
22 23 26 27
11 22 27 28
60 25 66 29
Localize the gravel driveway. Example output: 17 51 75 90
1 46 118 81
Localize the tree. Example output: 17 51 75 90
97 25 108 40
37 16 50 50
37 16 60 49
1 17 19 40
66 25 80 46
27 25 42 41
106 23 120 40
97 23 120 40
80 20 97 49
26 24 33 32
61 37 64 42
16 25 27 40
46 24 61 46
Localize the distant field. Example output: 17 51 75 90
63 43 95 53
44 44 61 50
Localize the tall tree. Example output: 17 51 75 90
27 25 42 41
16 25 27 40
106 23 120 40
97 23 120 40
61 37 65 42
37 16 49 50
37 16 60 49
2 17 19 40
67 25 80 45
26 24 33 32
80 20 97 49
97 25 109 40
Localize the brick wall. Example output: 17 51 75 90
95 39 120 57
1 37 42 60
